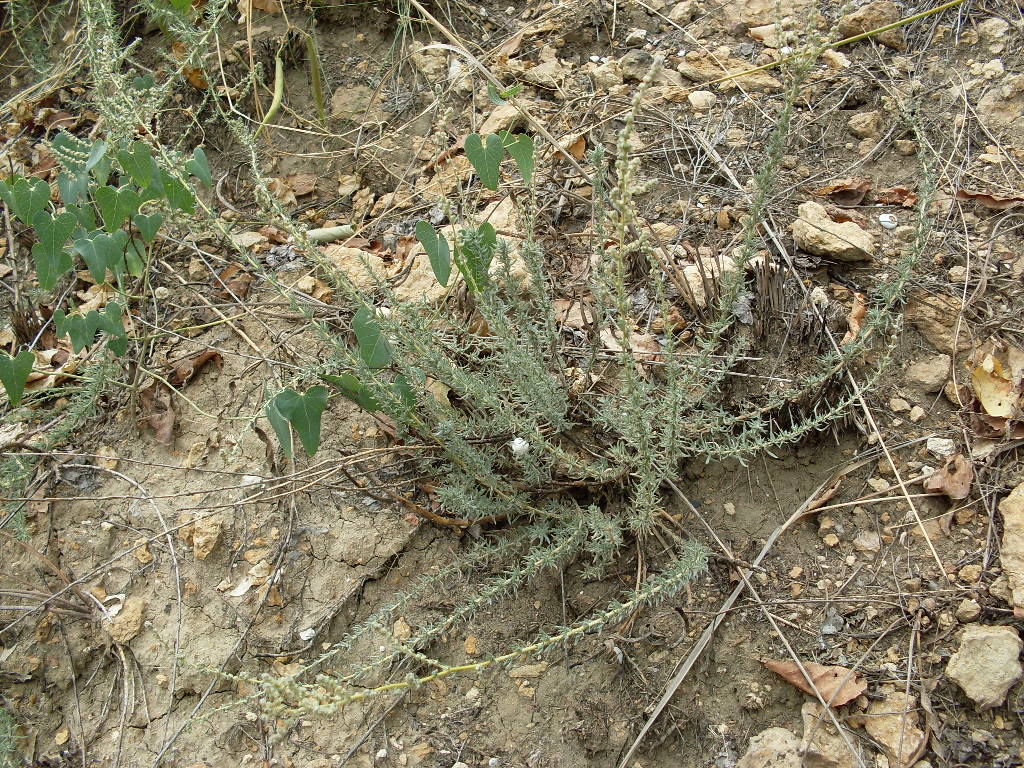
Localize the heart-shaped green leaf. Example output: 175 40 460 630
98 303 129 356
31 210 77 290
464 132 503 191
125 237 146 277
54 310 94 352
160 171 195 213
352 307 393 369
415 220 451 286
94 185 141 232
57 171 90 206
117 141 155 188
185 147 212 187
271 386 328 456
133 212 163 244
169 0 193 11
74 229 130 283
65 200 97 230
5 177 51 225
0 350 35 406
501 132 535 185
322 373 380 412
265 394 293 459
132 73 156 91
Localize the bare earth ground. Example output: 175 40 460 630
2 0 1024 767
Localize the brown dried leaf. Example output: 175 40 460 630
267 178 297 207
840 292 866 345
567 135 587 161
762 659 867 706
812 177 872 207
169 350 223 388
972 353 1021 418
215 263 254 300
923 454 973 500
286 173 317 196
956 189 1024 210
873 186 918 207
140 383 175 445
293 274 334 303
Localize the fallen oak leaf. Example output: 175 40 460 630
168 350 223 388
972 353 1021 418
840 292 866 346
923 454 973 500
214 262 254 300
285 173 317 197
139 383 174 445
812 177 872 207
873 186 918 207
762 659 866 706
955 189 1024 210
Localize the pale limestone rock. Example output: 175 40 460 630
946 624 1023 708
108 597 147 645
859 692 927 767
191 513 224 560
688 90 718 110
847 110 883 138
479 103 522 136
791 201 874 261
667 0 696 22
904 292 971 353
591 60 624 89
837 2 906 50
737 727 801 768
955 598 982 623
999 482 1024 614
800 701 862 768
904 354 951 393
408 42 447 82
977 74 1024 143
677 50 781 90
681 254 738 308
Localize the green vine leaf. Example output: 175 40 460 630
116 141 156 188
57 171 90 206
352 307 393 369
464 133 503 191
322 373 381 412
160 171 195 213
271 386 329 456
265 394 293 459
415 220 451 286
94 185 141 233
185 147 212 187
74 229 129 283
133 212 163 244
31 210 76 290
501 132 534 185
1 176 51 225
0 351 35 406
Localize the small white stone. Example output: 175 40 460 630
589 55 600 63
376 748 388 760
780 45 794 55
927 437 957 457
298 627 316 641
878 213 898 229
509 437 530 456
